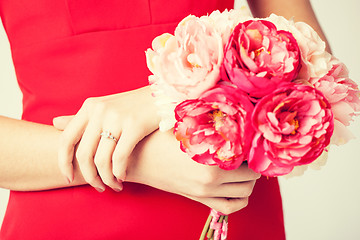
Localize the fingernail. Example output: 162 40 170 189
95 187 105 193
117 178 124 184
113 187 123 192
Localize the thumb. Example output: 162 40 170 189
53 115 74 130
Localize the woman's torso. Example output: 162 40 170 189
0 1 285 239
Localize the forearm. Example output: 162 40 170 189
0 116 86 191
0 105 260 214
0 115 179 192
248 0 331 53
0 85 161 191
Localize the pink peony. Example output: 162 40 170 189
200 9 252 45
221 20 301 99
313 61 360 126
249 84 334 176
146 15 223 101
266 14 332 82
174 85 254 170
313 61 360 145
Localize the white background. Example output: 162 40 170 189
0 0 359 239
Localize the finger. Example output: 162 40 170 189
212 180 256 198
58 112 88 183
94 134 123 192
53 115 75 130
75 118 106 191
217 162 261 183
186 195 249 215
112 126 143 181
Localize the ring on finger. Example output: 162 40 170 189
100 130 118 143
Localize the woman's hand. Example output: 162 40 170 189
54 86 259 214
54 86 160 192
126 130 261 215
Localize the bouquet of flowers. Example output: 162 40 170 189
145 7 360 240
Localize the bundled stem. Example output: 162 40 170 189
199 210 229 240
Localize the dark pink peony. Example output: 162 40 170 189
249 84 334 176
221 20 301 99
174 84 254 170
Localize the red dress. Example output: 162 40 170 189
0 1 285 239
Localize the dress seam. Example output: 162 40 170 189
64 0 76 36
148 0 153 24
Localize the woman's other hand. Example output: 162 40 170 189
54 86 160 192
126 130 261 215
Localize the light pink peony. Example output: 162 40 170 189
146 15 223 101
174 85 254 170
221 20 301 99
249 84 334 176
313 61 360 145
313 61 360 126
200 8 252 45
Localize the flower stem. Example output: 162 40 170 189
207 215 225 239
199 214 213 240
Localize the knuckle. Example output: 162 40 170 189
242 189 252 198
112 151 123 163
243 198 249 208
100 176 116 187
75 148 90 163
247 169 261 180
59 132 74 148
83 97 97 108
93 100 107 115
219 202 234 215
191 170 220 197
94 157 108 169
84 174 98 186
110 111 123 123
252 172 261 180
240 164 260 179
241 183 254 197
198 169 219 186
112 172 122 180
83 97 112 117
113 146 127 160
122 116 140 133
113 164 126 179
129 115 141 126
236 198 249 211
194 184 211 198
96 102 123 124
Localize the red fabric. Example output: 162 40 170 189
0 1 285 239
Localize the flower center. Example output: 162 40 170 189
254 47 271 58
289 118 299 135
274 101 300 135
187 53 202 68
210 109 227 131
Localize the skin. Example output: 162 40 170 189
0 0 330 215
0 88 260 214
